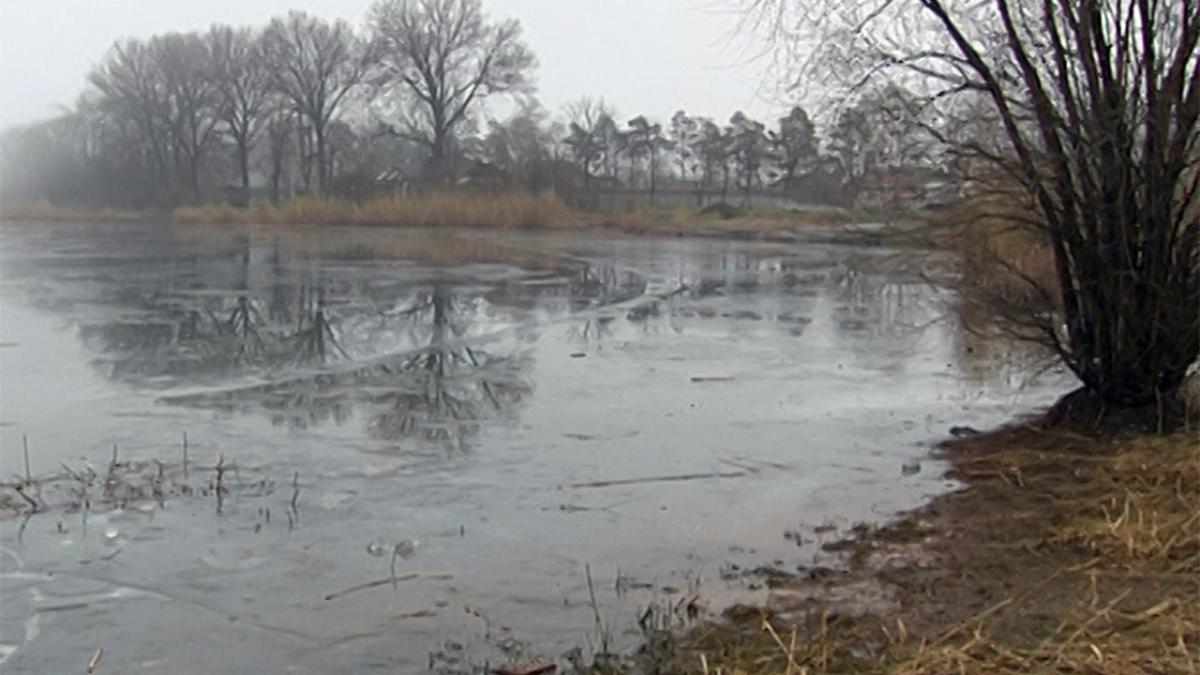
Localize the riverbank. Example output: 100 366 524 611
2 194 900 246
634 406 1198 674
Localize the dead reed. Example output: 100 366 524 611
174 191 578 230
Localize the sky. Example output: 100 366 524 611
0 0 788 130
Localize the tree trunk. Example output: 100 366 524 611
314 124 327 194
650 152 657 204
238 137 251 194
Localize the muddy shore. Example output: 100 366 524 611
637 412 1198 674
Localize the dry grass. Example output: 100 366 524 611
0 199 150 224
643 425 1199 674
579 203 853 237
175 191 579 229
8 192 857 240
934 189 1058 308
176 192 856 239
170 222 582 272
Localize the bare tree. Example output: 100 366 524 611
745 0 1200 411
208 24 272 197
263 105 296 203
154 33 225 202
261 11 367 194
89 33 224 203
368 0 536 179
826 84 931 204
88 39 176 200
563 97 612 195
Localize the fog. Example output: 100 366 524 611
0 0 774 128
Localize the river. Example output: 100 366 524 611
0 222 1067 673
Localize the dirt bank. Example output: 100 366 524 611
637 412 1198 674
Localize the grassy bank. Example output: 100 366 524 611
0 199 153 224
637 416 1198 674
172 192 855 238
5 193 862 240
173 193 857 237
174 191 577 230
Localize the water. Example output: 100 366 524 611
0 222 1067 673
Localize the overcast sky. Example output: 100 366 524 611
0 0 785 130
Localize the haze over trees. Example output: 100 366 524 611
1 0 943 211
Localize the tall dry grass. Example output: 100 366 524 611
940 189 1059 307
176 192 857 238
175 191 578 230
0 199 149 223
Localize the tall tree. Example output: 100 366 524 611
261 11 367 194
770 105 818 192
368 0 536 179
728 111 768 200
563 97 611 193
483 98 552 187
694 117 730 200
626 115 669 199
745 0 1200 410
668 110 699 183
154 33 225 201
89 39 177 201
208 25 272 196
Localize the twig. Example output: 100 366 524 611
215 455 226 514
182 431 188 479
13 485 38 512
585 563 608 654
22 434 30 483
87 647 103 673
567 471 746 489
324 573 420 601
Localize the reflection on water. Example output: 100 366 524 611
0 223 1068 674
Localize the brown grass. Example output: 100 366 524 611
175 191 579 229
579 204 854 237
936 189 1059 308
0 199 151 224
8 192 858 241
640 421 1199 674
175 192 856 239
170 222 583 272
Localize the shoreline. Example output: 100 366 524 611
637 411 1198 673
0 194 935 250
0 213 932 250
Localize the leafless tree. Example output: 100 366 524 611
208 25 272 197
88 39 176 200
263 104 297 203
261 11 368 194
89 33 224 202
154 33 225 201
563 97 612 194
368 0 536 178
745 0 1199 411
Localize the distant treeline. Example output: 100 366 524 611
0 0 954 210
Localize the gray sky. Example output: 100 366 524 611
0 0 784 129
